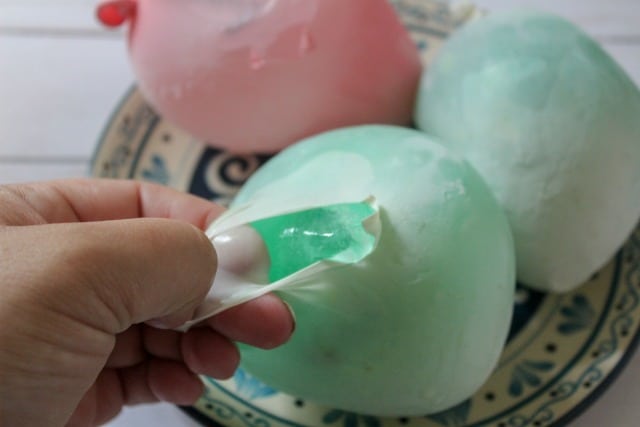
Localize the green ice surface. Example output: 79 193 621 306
232 125 515 416
250 202 376 283
414 10 640 291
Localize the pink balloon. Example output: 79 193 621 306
99 0 422 153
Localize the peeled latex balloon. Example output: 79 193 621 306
97 0 422 153
177 197 382 331
415 10 640 292
211 125 515 416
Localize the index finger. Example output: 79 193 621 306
0 178 224 228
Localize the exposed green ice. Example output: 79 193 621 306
250 202 377 282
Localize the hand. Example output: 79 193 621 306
0 179 294 426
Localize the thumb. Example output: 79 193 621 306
0 218 217 426
26 218 218 334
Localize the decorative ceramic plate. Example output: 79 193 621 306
91 1 640 426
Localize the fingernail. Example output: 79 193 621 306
282 300 297 336
212 225 271 283
146 318 172 330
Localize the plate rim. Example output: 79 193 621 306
178 329 640 427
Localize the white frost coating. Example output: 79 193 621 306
415 11 640 292
176 195 380 332
194 0 318 59
206 151 376 237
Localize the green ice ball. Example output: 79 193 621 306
415 10 640 292
230 125 515 416
250 202 377 282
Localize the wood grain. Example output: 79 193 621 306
0 35 133 158
2 0 638 39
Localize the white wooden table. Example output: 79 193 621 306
1 1 639 426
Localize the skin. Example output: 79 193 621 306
0 178 294 426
